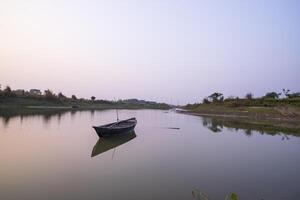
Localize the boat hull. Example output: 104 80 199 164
93 118 137 137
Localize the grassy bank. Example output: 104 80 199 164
184 104 300 120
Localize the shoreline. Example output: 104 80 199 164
180 110 300 122
178 108 300 135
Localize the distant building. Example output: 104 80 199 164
13 89 25 95
30 89 42 96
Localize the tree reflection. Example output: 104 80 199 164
202 116 299 138
0 108 70 127
90 109 95 120
2 117 10 127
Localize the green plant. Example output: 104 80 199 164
192 189 238 200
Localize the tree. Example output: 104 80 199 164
282 88 290 98
58 92 66 99
202 98 210 104
245 92 253 100
3 86 12 96
264 92 279 99
208 92 223 102
71 95 77 100
91 96 96 101
44 89 56 99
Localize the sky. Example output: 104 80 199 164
0 0 299 104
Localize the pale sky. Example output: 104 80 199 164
0 0 299 104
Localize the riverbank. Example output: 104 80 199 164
184 104 300 119
181 104 300 134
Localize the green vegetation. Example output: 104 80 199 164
192 189 239 200
0 85 170 110
187 89 300 109
185 89 300 114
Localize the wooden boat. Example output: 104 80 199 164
93 117 137 137
91 131 136 157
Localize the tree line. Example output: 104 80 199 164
0 84 168 108
186 89 300 108
0 84 101 103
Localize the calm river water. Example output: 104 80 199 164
0 109 299 200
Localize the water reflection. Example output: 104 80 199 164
0 108 70 125
91 131 137 157
202 116 298 138
0 108 94 127
1 109 300 199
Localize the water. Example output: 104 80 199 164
0 109 300 200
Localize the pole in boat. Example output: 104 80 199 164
116 109 119 122
114 98 119 122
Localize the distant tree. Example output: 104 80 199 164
3 86 12 96
202 98 210 104
264 92 280 99
71 95 77 100
220 96 224 102
282 88 290 98
44 89 56 100
245 92 253 100
91 96 96 101
58 92 66 99
208 92 223 102
0 84 2 91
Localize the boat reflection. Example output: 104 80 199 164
91 131 137 158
